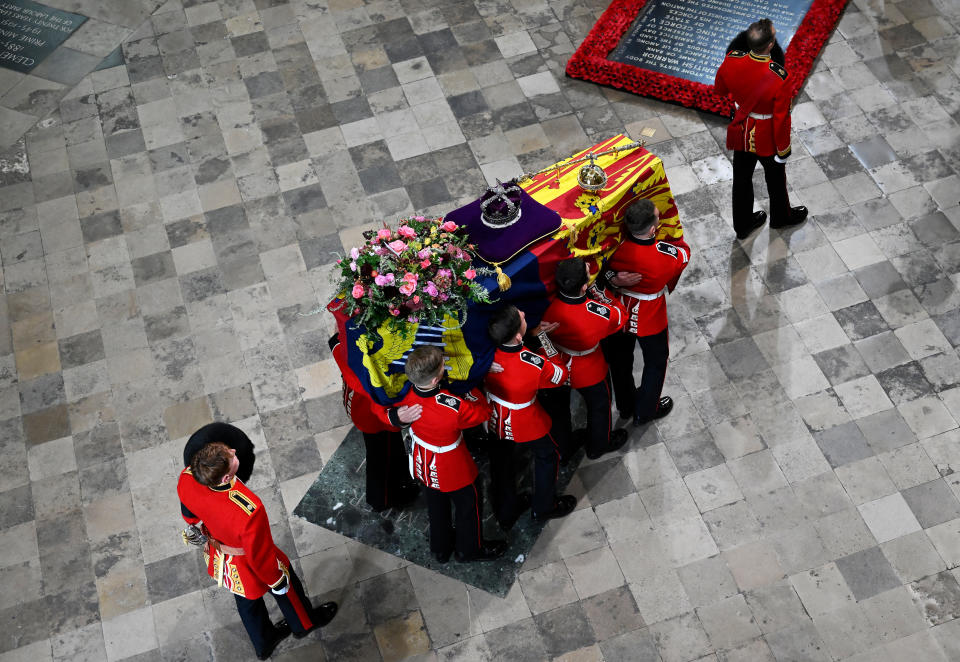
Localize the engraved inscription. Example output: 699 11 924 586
609 0 814 85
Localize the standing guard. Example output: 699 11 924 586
714 18 807 239
178 443 337 660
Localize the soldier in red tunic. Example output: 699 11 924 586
714 18 807 239
178 443 337 660
540 257 629 460
485 305 576 524
397 345 508 563
329 333 422 512
602 200 690 427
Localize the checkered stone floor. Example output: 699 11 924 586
1 0 960 660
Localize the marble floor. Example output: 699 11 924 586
1 0 960 660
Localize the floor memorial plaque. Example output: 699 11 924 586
609 0 814 86
566 0 850 115
0 0 86 73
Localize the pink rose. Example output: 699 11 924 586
440 220 458 232
387 239 407 253
464 268 476 280
424 281 439 297
349 247 360 259
418 248 431 259
398 272 417 295
352 283 365 298
414 216 425 222
349 260 357 271
420 259 431 268
374 273 395 286
377 228 392 240
397 225 416 238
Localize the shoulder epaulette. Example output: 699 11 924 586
769 61 787 80
728 50 747 58
228 489 258 516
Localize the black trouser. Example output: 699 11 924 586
539 379 613 457
235 568 314 656
424 479 483 557
732 150 791 232
490 433 561 522
604 329 669 420
363 430 413 510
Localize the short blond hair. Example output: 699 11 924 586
405 346 444 387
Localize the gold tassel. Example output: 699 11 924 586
495 264 511 291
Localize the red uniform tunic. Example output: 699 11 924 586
178 471 290 600
343 383 397 433
397 386 490 492
541 293 626 389
485 343 568 442
714 50 792 158
606 235 691 337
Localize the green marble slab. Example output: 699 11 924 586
294 427 585 597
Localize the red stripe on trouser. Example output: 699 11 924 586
286 583 314 630
547 432 560 482
603 376 612 440
472 483 482 544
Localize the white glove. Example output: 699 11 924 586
271 584 290 595
774 154 787 164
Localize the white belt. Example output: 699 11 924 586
620 286 667 301
748 112 772 120
410 430 461 453
553 343 598 357
486 392 536 410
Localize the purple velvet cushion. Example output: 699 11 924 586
445 187 562 264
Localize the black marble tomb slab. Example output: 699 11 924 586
0 0 86 73
609 0 815 86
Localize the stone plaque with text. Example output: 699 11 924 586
609 0 814 86
0 0 86 73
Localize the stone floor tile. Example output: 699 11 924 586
518 561 578 615
763 619 830 662
646 612 710 662
483 617 546 662
858 492 923 543
860 586 928 644
835 546 903 601
532 602 595 659
812 601 878 661
580 585 644 641
373 610 431 662
696 594 761 651
684 464 742 513
628 569 692 625
564 547 624 601
725 540 785 592
790 562 856 617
